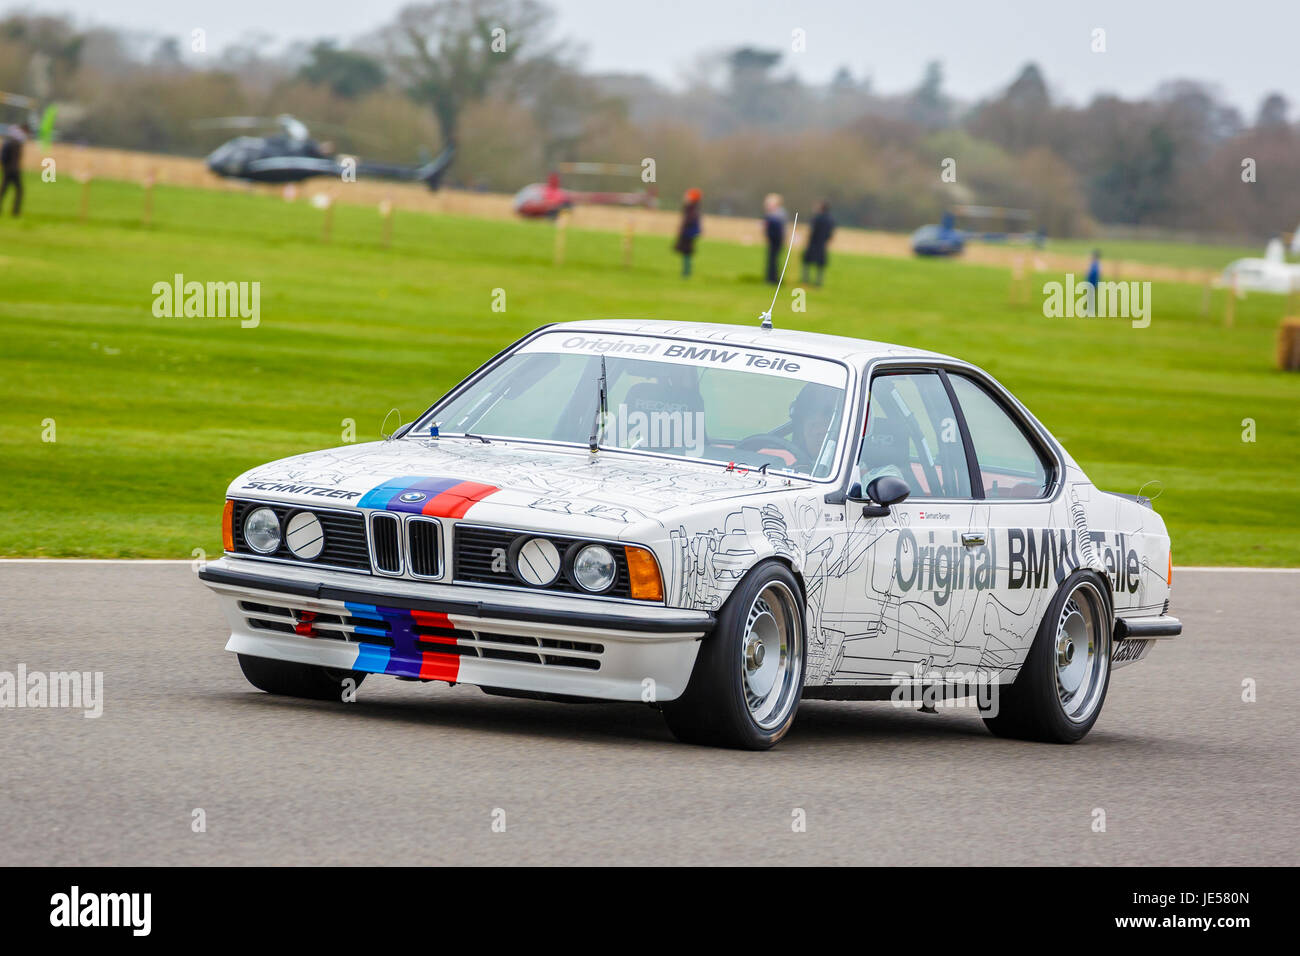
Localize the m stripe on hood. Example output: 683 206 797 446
359 476 499 517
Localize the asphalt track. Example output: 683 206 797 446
1 562 1295 866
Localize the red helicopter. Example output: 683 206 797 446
512 163 657 219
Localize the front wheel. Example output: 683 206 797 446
237 653 366 703
983 571 1113 743
662 562 805 750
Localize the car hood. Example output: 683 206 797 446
229 439 809 529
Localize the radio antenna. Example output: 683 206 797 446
759 211 798 330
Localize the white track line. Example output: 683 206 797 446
0 559 196 564
1174 566 1300 573
1 559 1298 571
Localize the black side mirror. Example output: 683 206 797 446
862 475 910 517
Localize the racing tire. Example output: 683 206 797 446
237 653 367 703
662 561 805 750
982 571 1113 743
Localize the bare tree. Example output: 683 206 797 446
375 0 563 147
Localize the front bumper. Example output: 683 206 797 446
199 558 712 702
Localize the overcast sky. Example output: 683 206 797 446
17 0 1298 116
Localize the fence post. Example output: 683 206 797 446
379 197 394 249
142 169 155 226
554 210 569 266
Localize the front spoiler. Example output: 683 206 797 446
199 558 711 702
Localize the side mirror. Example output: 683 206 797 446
862 475 910 517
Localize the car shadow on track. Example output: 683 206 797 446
210 688 1025 749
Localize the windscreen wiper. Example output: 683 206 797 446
588 355 608 454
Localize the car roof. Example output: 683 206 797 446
542 319 952 367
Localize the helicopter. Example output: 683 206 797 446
512 163 656 219
198 114 454 190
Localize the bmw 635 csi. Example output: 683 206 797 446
199 320 1181 749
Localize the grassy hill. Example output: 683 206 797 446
1 176 1296 564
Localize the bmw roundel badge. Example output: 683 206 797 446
399 491 427 503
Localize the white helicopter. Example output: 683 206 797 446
1220 228 1300 294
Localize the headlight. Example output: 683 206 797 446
513 536 561 587
244 507 281 554
572 544 617 592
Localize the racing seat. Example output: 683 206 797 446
619 379 707 456
859 413 919 495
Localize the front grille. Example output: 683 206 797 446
231 500 370 571
407 518 441 577
454 525 633 598
370 513 401 573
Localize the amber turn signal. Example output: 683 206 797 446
222 499 235 553
624 546 664 602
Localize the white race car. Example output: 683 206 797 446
200 320 1181 749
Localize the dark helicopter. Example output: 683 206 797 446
198 114 453 190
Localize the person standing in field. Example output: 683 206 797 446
674 188 702 277
801 201 836 286
1084 249 1101 316
1 121 30 217
763 193 786 283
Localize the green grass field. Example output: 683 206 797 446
2 177 1297 563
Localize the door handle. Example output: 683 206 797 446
961 533 986 548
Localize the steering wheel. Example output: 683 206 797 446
735 432 808 468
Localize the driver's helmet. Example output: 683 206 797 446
789 382 839 428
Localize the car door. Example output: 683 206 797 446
825 367 986 683
945 372 1060 675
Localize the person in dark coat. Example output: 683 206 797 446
1 121 30 217
674 188 702 277
801 201 835 286
763 193 786 283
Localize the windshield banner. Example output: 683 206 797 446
519 332 847 387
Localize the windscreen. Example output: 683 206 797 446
420 331 850 479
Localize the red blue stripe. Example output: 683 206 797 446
358 475 499 517
345 601 461 682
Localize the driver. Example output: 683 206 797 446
789 383 839 468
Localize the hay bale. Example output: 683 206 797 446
1278 317 1300 371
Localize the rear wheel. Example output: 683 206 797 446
983 571 1112 743
237 653 366 703
662 562 805 750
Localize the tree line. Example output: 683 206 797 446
2 2 1294 240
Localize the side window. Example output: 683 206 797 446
950 375 1050 499
859 372 971 499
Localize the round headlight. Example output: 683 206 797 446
244 507 281 554
573 544 617 592
514 536 561 587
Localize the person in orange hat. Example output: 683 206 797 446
674 188 702 277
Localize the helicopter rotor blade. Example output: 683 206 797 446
192 116 276 131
